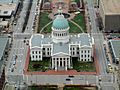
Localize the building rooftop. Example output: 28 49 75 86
0 36 8 74
0 21 9 26
0 36 8 60
70 33 93 47
30 34 52 47
109 39 120 59
0 0 18 4
101 0 120 15
0 3 17 16
30 33 94 54
53 43 69 54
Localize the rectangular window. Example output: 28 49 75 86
81 55 83 57
43 48 45 50
47 52 49 55
32 55 34 58
88 55 90 57
73 52 74 55
39 55 41 58
88 50 90 53
73 47 74 50
85 55 86 57
32 51 34 54
43 52 45 55
81 50 83 53
36 55 37 58
39 51 41 54
47 48 49 50
36 51 37 54
85 51 86 53
77 52 79 54
81 59 83 61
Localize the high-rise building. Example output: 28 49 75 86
99 0 120 32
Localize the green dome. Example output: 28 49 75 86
52 14 69 29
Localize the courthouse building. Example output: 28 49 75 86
30 13 94 71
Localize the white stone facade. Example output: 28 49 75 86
51 25 70 43
30 14 94 71
30 34 94 70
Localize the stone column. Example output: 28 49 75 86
55 58 57 71
52 58 54 69
68 58 70 68
65 58 67 70
62 58 64 67
59 58 60 67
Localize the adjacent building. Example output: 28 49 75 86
30 13 94 71
99 0 120 32
0 3 17 19
0 36 9 90
108 39 120 64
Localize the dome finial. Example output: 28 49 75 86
58 6 62 15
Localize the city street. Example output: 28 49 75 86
85 0 119 89
86 0 107 75
14 0 31 33
24 0 38 34
24 75 113 86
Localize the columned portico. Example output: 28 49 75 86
52 56 70 71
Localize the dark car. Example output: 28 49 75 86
66 78 71 81
68 75 74 78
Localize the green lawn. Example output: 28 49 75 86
72 14 86 32
72 58 96 72
28 58 50 72
43 23 52 33
38 12 86 33
37 12 52 33
69 21 83 33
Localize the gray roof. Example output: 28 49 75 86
53 43 69 54
0 37 8 60
0 0 18 3
70 33 92 46
31 33 93 54
31 34 51 47
109 39 120 59
0 36 8 74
